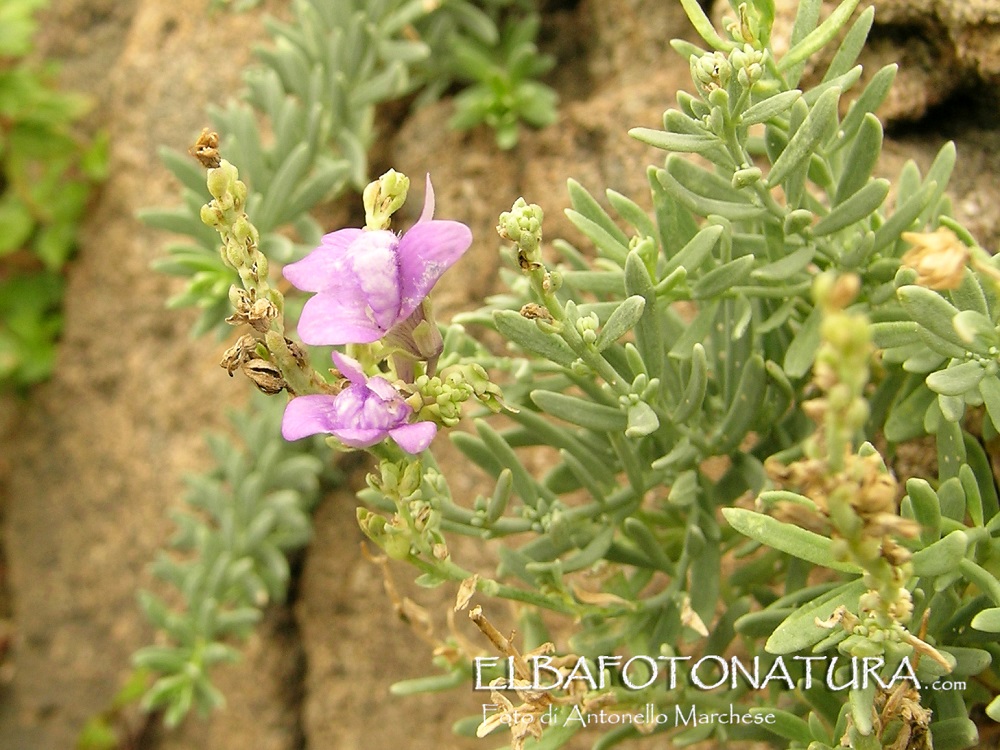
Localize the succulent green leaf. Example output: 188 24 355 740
905 477 941 544
926 360 986 397
981 375 1000 433
765 579 867 654
722 508 861 572
952 309 998 351
741 90 802 127
628 128 719 154
475 420 540 508
712 354 767 452
663 224 722 276
911 530 967 577
872 180 937 253
835 64 897 148
565 210 630 264
767 86 841 187
778 0 862 73
691 255 755 298
897 286 963 347
784 305 822 378
835 114 883 203
971 607 1000 633
390 671 466 697
672 343 708 422
871 320 922 350
677 0 735 51
751 245 814 282
751 708 813 744
594 295 646 351
655 161 766 221
530 391 627 432
624 251 663 380
493 310 577 367
823 5 874 83
814 178 889 236
928 718 979 750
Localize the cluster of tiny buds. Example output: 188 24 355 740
730 43 764 88
692 51 732 92
410 372 474 427
691 44 765 98
498 198 545 269
410 363 507 422
575 312 600 345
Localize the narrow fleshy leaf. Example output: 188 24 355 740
722 508 860 572
594 295 646 351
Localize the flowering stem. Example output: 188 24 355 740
194 132 326 397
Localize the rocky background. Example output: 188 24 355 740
0 0 999 748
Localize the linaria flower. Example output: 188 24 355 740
281 352 436 453
901 227 970 290
283 176 473 346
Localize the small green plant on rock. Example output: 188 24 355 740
0 0 106 388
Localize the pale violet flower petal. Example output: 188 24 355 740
417 173 435 224
388 421 437 453
331 352 367 386
330 427 387 448
283 228 364 292
348 230 402 329
396 220 474 320
365 375 404 402
281 394 339 440
297 294 385 345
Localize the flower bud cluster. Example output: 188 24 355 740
410 363 507 426
410 372 475 427
201 160 266 286
194 136 326 398
691 51 732 96
575 312 600 345
730 43 764 89
497 198 544 269
691 44 764 100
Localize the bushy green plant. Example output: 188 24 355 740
133 394 335 726
0 0 106 388
447 12 557 149
136 0 1000 747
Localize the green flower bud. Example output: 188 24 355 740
232 216 254 245
206 160 238 200
630 235 657 277
225 241 245 269
575 312 600 345
383 530 412 560
200 204 224 228
232 179 248 211
784 209 814 235
732 166 762 189
357 509 387 541
364 169 410 231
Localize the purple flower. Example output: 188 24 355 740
283 176 473 346
282 352 436 453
